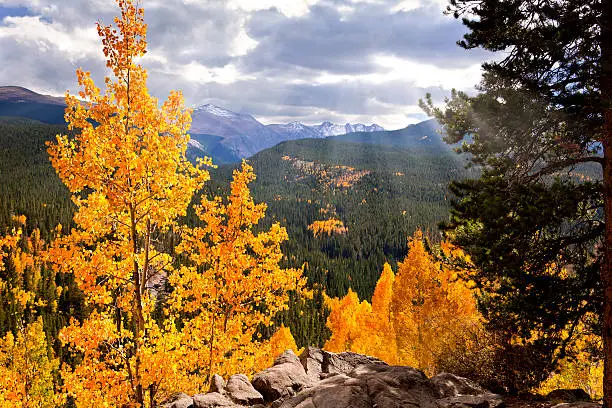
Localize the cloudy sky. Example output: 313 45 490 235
0 0 490 129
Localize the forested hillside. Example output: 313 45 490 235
209 139 477 302
0 118 73 234
0 116 477 347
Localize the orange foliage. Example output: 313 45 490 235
323 289 371 353
0 319 62 408
259 325 302 370
392 231 479 373
367 263 398 364
282 156 371 189
324 231 480 374
308 218 348 237
171 162 307 385
0 219 63 407
46 1 209 406
46 3 304 405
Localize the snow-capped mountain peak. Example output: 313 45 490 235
313 121 384 137
194 104 238 118
278 121 307 130
188 101 385 159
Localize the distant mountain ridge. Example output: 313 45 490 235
189 103 384 159
0 86 65 105
0 86 67 124
0 86 386 162
330 119 450 152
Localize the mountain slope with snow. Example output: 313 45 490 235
189 103 385 160
0 87 388 162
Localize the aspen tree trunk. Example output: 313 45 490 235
130 206 145 406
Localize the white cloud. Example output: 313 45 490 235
177 62 252 85
314 54 482 90
373 54 482 89
0 0 487 129
227 0 320 18
0 15 100 61
257 104 425 130
391 0 448 13
230 26 259 57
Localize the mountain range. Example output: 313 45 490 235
171 104 385 161
0 86 385 162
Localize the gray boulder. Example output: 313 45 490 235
430 373 487 398
436 395 505 408
252 350 316 402
298 347 387 381
547 389 592 403
225 374 264 405
323 351 387 376
278 364 439 408
209 374 226 395
162 392 194 408
193 392 241 408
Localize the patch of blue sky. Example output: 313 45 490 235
0 6 31 22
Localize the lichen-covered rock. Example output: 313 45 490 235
225 374 264 405
299 347 325 381
252 350 315 402
322 351 387 376
298 347 387 381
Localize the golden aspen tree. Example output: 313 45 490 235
0 318 61 408
171 162 306 385
323 233 479 371
322 263 395 362
537 328 603 400
0 217 64 407
47 0 208 406
391 231 479 374
366 263 397 364
323 289 372 353
308 218 347 237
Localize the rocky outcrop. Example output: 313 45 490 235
437 395 504 408
163 373 264 408
551 404 601 408
429 372 504 408
278 364 438 408
163 393 194 408
226 374 264 405
193 392 237 408
300 347 387 381
164 348 507 408
431 373 487 398
251 350 315 402
546 389 592 403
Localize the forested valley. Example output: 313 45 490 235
0 0 609 407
